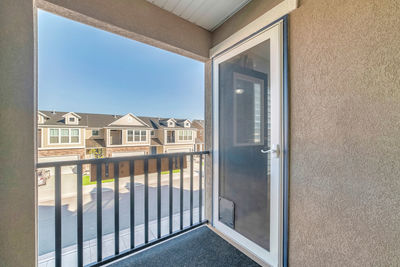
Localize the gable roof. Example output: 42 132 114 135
38 111 50 119
192 120 204 129
109 113 150 127
38 111 197 130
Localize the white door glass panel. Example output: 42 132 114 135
213 23 282 267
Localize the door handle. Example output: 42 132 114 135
261 144 280 158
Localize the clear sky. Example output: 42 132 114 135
38 9 204 120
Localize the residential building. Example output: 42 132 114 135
37 111 199 162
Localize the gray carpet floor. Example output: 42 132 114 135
108 226 260 267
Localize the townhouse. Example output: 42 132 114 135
37 111 202 163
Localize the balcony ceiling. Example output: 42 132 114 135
146 0 252 31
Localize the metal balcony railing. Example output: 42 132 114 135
36 151 209 267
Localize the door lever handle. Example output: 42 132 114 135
261 144 280 158
261 149 273 154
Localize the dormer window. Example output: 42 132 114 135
63 112 81 125
166 118 176 127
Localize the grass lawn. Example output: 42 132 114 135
82 170 181 186
82 175 114 186
161 169 180 175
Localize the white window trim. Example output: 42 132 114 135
177 130 193 141
48 128 80 145
165 130 176 144
126 129 148 143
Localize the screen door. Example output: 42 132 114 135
213 22 283 266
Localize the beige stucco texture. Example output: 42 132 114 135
288 0 400 266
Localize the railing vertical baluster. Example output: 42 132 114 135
144 159 149 243
190 155 193 226
199 154 203 222
114 162 120 255
96 163 102 262
129 160 135 249
157 158 161 238
77 164 83 267
180 156 184 230
55 165 62 267
169 158 173 234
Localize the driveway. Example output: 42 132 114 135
38 169 204 255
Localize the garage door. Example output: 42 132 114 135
38 155 79 174
112 151 146 157
38 155 79 163
166 148 192 153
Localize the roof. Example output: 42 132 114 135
192 120 204 129
38 111 196 130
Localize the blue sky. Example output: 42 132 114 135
38 10 204 120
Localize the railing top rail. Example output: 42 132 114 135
36 150 210 168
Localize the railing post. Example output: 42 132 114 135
144 159 149 243
77 164 83 267
157 158 161 238
169 158 173 234
180 156 184 230
190 155 193 226
199 154 203 222
114 163 120 255
96 163 102 262
129 160 135 249
55 166 62 267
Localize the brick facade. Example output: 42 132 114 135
38 148 86 159
105 146 150 157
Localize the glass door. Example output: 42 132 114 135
213 22 283 266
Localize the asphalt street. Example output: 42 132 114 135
38 172 204 255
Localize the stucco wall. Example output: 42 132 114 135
0 1 36 266
211 0 283 47
288 0 400 265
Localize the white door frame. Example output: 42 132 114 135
212 21 283 267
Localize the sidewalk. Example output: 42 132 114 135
38 207 203 267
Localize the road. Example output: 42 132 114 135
38 170 204 255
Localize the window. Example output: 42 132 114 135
71 129 79 143
140 130 146 141
49 128 79 144
61 129 69 143
134 130 140 141
178 130 193 141
127 130 134 142
92 129 99 136
49 129 59 144
128 130 147 142
167 130 175 143
151 130 155 137
69 117 75 122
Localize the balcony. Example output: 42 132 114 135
36 151 238 267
